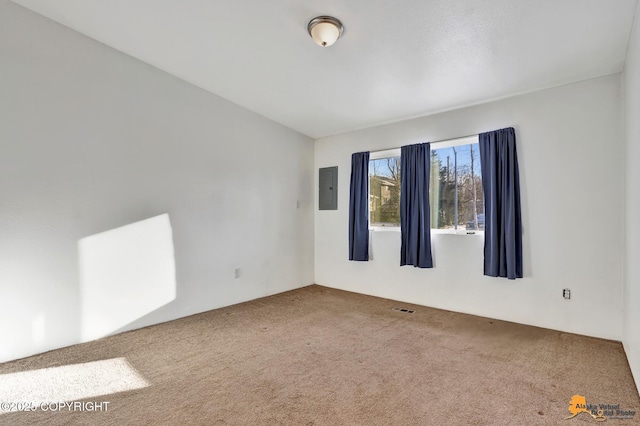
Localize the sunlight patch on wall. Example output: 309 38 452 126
78 214 176 341
0 357 149 413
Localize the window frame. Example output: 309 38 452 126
367 136 483 235
368 149 402 231
430 136 484 236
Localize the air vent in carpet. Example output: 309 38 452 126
392 307 415 314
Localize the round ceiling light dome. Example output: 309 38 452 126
307 16 344 47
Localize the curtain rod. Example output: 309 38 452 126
371 133 479 155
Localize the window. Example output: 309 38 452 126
429 136 483 231
368 137 483 232
369 151 401 227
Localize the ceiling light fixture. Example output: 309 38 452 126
307 16 344 47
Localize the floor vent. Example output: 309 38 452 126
392 307 415 314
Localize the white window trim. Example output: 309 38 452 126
431 228 484 236
369 227 483 235
370 148 401 160
430 135 478 149
370 225 401 232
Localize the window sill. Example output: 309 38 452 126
432 229 484 236
369 227 483 236
369 226 400 232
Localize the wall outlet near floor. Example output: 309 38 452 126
234 268 241 279
563 288 571 299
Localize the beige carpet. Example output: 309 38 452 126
0 285 638 425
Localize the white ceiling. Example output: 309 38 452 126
11 0 639 139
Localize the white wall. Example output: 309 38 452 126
315 74 624 341
0 1 314 363
623 1 640 393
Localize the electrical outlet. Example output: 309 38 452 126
234 268 240 279
563 288 571 299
